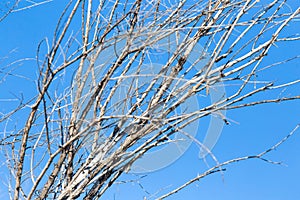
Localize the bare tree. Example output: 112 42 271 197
1 0 300 199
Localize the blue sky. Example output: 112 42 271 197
0 1 300 199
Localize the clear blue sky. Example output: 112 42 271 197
0 1 300 199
